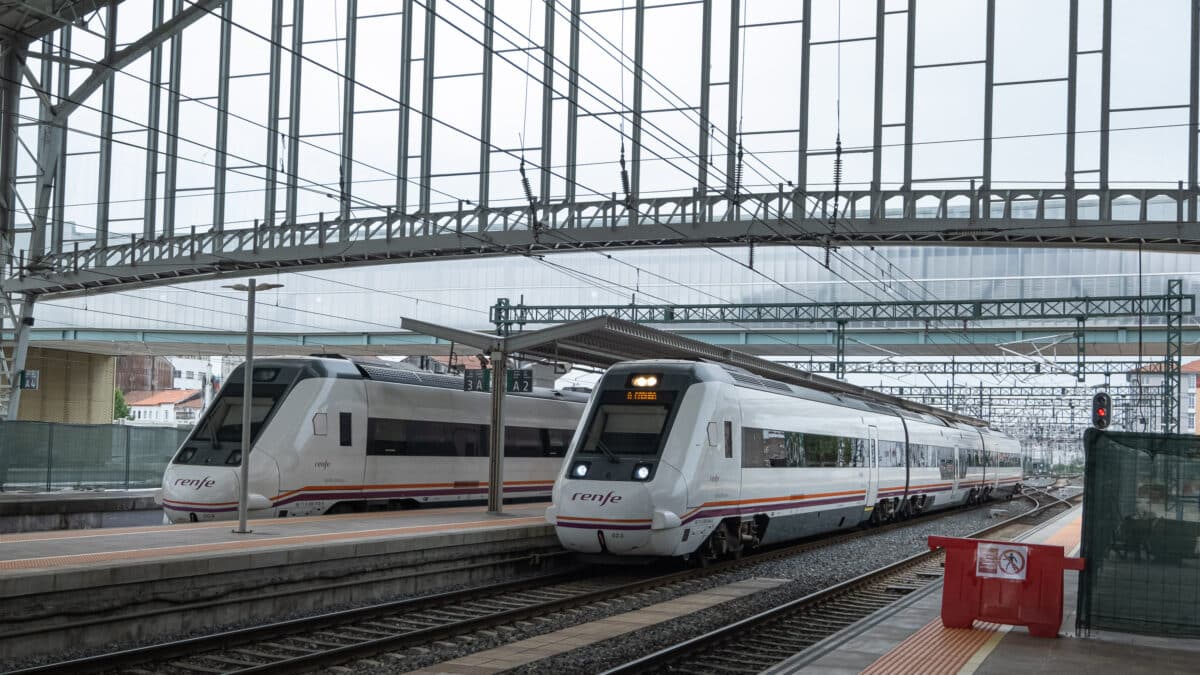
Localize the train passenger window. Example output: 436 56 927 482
339 412 352 446
312 413 327 436
504 427 544 457
545 429 572 457
724 421 733 459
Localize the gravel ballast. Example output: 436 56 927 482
351 497 1046 674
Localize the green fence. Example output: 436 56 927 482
0 421 190 491
1078 429 1200 637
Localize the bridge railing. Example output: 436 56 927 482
0 421 190 491
4 187 1197 285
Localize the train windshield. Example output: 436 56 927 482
174 365 297 466
578 390 678 457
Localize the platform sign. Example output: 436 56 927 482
976 542 1028 581
463 368 491 392
18 369 39 390
507 369 533 393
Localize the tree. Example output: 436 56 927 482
114 388 131 420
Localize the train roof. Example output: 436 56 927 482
603 359 992 430
236 355 589 403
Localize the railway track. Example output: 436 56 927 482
10 494 1046 675
601 489 1080 674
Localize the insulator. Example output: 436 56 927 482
832 136 844 189
619 143 631 200
519 160 536 205
748 242 754 270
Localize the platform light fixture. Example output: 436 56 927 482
223 279 284 534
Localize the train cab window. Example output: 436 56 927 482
580 404 671 456
724 421 733 459
339 412 352 446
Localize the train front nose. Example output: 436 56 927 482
552 484 654 554
160 465 245 522
550 464 685 557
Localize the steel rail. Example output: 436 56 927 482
600 489 1080 674
9 495 1023 674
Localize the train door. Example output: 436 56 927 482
866 425 879 509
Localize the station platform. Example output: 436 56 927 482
772 505 1200 674
0 489 162 533
0 502 562 662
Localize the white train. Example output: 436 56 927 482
160 356 586 523
548 361 1023 562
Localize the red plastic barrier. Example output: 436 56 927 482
928 535 1086 638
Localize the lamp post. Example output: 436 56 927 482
223 279 283 534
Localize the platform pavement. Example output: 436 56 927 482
770 504 1200 675
0 489 163 532
0 502 562 662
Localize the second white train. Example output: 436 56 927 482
549 360 1022 562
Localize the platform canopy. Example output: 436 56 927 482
400 315 986 427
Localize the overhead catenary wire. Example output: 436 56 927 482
2 2 1142 367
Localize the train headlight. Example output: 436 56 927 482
632 463 653 481
571 461 591 478
225 450 242 466
174 447 196 464
630 374 659 388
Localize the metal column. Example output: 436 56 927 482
539 0 556 204
95 4 117 246
797 0 811 192
0 49 17 242
263 0 284 226
564 0 580 203
1066 0 1078 221
835 321 847 379
144 1 165 239
630 0 645 209
487 351 507 513
903 0 916 194
1164 278 1183 433
339 0 357 222
51 27 71 252
1189 0 1199 222
396 0 414 213
981 0 994 192
213 2 231 232
418 0 437 215
163 0 184 237
478 0 495 208
870 0 884 198
1099 0 1112 206
698 0 712 195
726 0 739 196
5 297 34 421
285 0 305 225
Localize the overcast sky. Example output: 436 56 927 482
11 0 1195 239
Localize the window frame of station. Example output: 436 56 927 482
366 417 574 458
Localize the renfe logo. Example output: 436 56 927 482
572 491 623 506
174 476 216 490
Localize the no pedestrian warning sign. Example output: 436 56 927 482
976 543 1029 581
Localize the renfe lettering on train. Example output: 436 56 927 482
571 491 623 506
174 476 216 490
